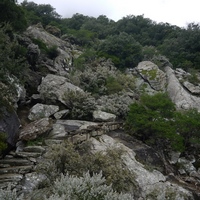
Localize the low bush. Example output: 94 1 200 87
38 140 137 194
45 171 133 200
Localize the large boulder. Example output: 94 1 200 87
0 109 20 147
38 74 83 105
136 61 167 91
28 103 59 121
165 66 200 111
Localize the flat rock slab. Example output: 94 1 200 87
0 173 23 183
19 118 52 141
49 120 98 139
0 158 32 167
0 165 33 175
23 146 46 153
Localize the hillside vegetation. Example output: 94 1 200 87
1 0 200 199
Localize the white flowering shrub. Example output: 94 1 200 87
45 171 134 200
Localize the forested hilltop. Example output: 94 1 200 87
2 0 200 70
1 0 200 199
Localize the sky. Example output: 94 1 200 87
18 0 200 28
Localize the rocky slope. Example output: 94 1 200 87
1 24 200 199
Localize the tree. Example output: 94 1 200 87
125 93 184 151
21 0 60 26
175 109 200 149
0 0 27 31
98 32 143 69
0 23 27 83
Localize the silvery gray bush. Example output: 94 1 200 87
45 171 134 200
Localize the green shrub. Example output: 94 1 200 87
39 141 136 194
125 93 184 152
105 76 123 94
46 45 59 60
175 108 200 149
187 68 200 86
63 90 96 120
32 38 48 53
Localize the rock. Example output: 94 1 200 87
27 43 40 68
0 174 23 183
45 25 61 37
8 76 26 105
0 158 32 167
183 81 200 95
22 172 46 194
0 165 32 175
28 103 59 121
0 109 20 148
165 66 200 111
49 120 97 139
93 110 116 122
38 74 84 105
16 141 26 153
90 135 194 199
19 118 52 141
23 146 46 153
169 151 181 164
136 61 167 91
54 109 69 119
175 68 190 81
177 157 196 174
25 25 73 74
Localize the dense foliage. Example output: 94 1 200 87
126 93 200 152
0 0 27 31
0 1 196 71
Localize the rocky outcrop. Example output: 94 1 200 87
38 74 83 105
91 134 194 200
25 25 74 75
136 61 167 91
28 103 59 121
165 66 200 111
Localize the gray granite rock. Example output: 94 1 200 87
28 103 59 121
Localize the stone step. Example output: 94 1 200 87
0 158 32 167
0 165 33 175
44 139 63 146
0 173 23 183
23 146 46 153
15 151 42 158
